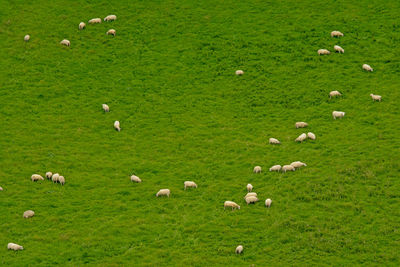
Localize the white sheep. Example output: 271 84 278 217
88 18 101 24
130 175 142 183
269 165 281 172
60 39 70 47
253 166 261 173
0 186 3 191
318 49 330 55
184 181 197 190
59 176 65 185
332 111 345 119
247 184 253 192
331 31 344 37
265 198 272 208
244 192 257 199
245 196 258 205
334 45 344 53
307 132 316 140
295 133 307 142
363 64 373 72
370 94 382 102
329 90 342 98
45 172 53 179
269 138 280 144
52 173 60 183
114 121 121 131
24 35 30 42
295 122 308 128
290 161 307 168
102 104 109 112
31 174 44 182
23 210 35 218
7 243 23 251
282 165 295 172
235 245 243 254
224 201 240 210
107 29 116 36
235 70 244 75
79 22 86 30
156 189 170 197
104 15 117 21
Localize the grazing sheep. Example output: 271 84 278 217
282 165 295 172
0 186 3 191
329 90 342 98
307 132 316 140
235 70 244 75
7 243 23 251
23 210 35 218
363 64 373 72
52 173 60 183
269 138 280 144
269 165 281 172
318 49 330 55
31 174 44 182
60 39 70 47
114 121 121 131
89 18 101 24
295 122 308 128
370 94 382 102
247 184 253 192
253 166 261 173
130 175 142 183
102 104 109 112
245 196 258 205
244 192 257 199
45 172 53 179
265 198 272 208
332 111 345 119
331 31 344 37
236 245 243 254
295 133 307 142
290 161 307 168
224 201 240 210
79 22 86 30
184 181 197 190
156 189 170 197
104 15 117 21
59 176 65 185
107 29 116 36
24 35 30 42
334 45 344 53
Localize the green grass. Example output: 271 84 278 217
1 0 400 266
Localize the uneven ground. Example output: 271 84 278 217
0 0 399 266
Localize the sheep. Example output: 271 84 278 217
253 166 261 173
79 22 86 30
307 132 316 140
245 196 258 205
331 31 344 37
363 64 373 72
24 35 30 42
7 243 23 251
31 174 44 182
235 245 243 254
329 90 342 98
290 161 307 169
295 133 307 142
224 201 240 210
332 111 345 119
235 70 244 75
247 184 253 192
295 122 308 128
88 18 101 24
269 138 280 144
130 175 142 183
156 189 170 197
269 165 281 172
265 198 272 208
52 173 60 183
60 39 70 47
282 165 295 172
45 172 53 179
102 104 109 112
370 94 382 102
104 15 117 21
23 210 35 218
244 192 257 199
184 181 197 190
334 45 344 53
107 29 116 36
114 121 121 131
318 49 330 55
59 176 65 185
0 186 3 191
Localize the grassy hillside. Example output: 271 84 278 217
1 0 399 265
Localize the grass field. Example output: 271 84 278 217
1 0 400 266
